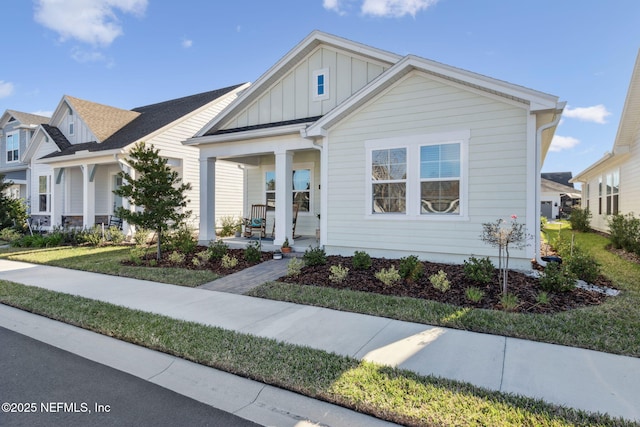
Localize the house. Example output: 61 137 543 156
540 172 581 220
185 31 565 269
23 84 249 232
571 51 640 233
0 110 50 200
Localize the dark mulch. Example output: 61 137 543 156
279 255 612 314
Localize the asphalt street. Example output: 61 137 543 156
0 327 261 427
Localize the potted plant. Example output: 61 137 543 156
281 237 292 253
234 218 243 238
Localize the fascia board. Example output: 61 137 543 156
34 149 122 166
186 123 309 146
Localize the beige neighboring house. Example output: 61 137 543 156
0 110 50 200
571 51 640 232
23 84 249 233
185 31 565 269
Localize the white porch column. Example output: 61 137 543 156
274 150 293 246
199 157 216 244
51 168 64 228
82 164 96 228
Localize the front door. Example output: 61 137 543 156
540 201 553 219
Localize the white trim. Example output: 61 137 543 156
364 130 470 221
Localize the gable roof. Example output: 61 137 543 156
65 95 141 142
541 172 574 188
41 84 246 160
0 110 49 128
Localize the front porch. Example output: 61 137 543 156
220 234 318 253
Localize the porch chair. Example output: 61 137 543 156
108 215 123 230
243 204 267 238
271 203 300 238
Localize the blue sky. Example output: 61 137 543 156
2 0 640 180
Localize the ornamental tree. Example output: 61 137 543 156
0 174 27 231
114 142 192 260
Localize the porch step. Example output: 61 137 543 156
198 257 291 294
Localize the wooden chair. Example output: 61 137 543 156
271 203 300 238
243 204 267 238
108 215 123 230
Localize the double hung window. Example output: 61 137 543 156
6 132 19 162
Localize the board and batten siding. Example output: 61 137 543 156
222 47 390 130
324 71 531 267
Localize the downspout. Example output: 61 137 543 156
535 102 566 267
302 127 325 247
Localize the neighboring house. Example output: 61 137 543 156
0 110 50 200
185 31 565 269
540 174 581 220
23 84 249 232
571 51 640 233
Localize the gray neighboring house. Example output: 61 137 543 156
540 172 581 220
0 110 50 201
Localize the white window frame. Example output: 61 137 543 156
38 175 51 213
264 162 314 214
365 130 469 221
6 131 19 163
312 68 329 101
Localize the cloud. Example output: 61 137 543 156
71 47 107 63
0 81 14 98
549 135 580 152
563 104 611 124
34 0 148 47
323 0 438 17
182 38 193 48
31 110 53 118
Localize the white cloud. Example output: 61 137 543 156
549 135 580 152
70 47 107 63
362 0 439 17
0 81 14 98
182 38 193 48
31 110 53 118
563 104 611 124
34 0 148 47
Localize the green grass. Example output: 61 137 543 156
0 281 634 427
0 245 219 287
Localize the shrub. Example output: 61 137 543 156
287 257 305 277
192 257 202 267
375 266 401 287
500 293 519 311
219 215 240 237
565 246 600 283
608 212 640 254
196 250 210 263
45 231 64 247
536 291 551 305
221 254 239 269
303 246 327 266
83 226 104 246
352 251 372 270
129 247 146 265
568 207 592 232
0 228 22 242
244 240 261 263
463 256 494 284
539 261 576 292
540 216 548 229
168 251 186 264
398 255 423 281
329 264 349 283
106 226 125 244
429 270 450 292
168 224 197 254
465 287 485 303
208 239 228 260
134 228 151 246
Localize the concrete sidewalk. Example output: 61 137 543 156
0 258 639 423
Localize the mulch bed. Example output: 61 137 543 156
279 255 612 314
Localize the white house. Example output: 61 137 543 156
0 110 50 200
571 51 640 232
23 84 249 232
185 31 565 269
540 172 581 220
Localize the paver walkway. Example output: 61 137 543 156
198 258 290 294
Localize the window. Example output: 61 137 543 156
585 183 590 210
366 130 468 219
371 148 407 213
265 169 311 212
39 176 50 212
605 170 619 215
69 122 74 135
598 177 602 215
313 68 329 101
6 132 19 162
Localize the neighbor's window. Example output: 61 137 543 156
39 175 50 212
265 169 311 212
420 143 461 214
6 131 19 162
371 148 407 213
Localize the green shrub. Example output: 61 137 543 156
465 287 485 303
352 250 372 270
45 231 64 247
219 215 240 238
287 257 305 277
208 239 228 260
134 228 151 246
540 216 548 229
221 254 239 269
398 255 423 281
565 246 600 283
196 250 210 263
608 212 640 254
106 226 125 244
244 240 261 263
168 251 186 264
303 246 327 266
168 224 197 254
375 266 401 287
0 228 22 242
568 207 592 232
536 291 551 305
192 257 202 267
429 270 450 292
500 293 519 311
463 256 494 284
83 226 104 246
329 264 349 283
539 261 576 292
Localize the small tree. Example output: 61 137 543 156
114 142 192 260
481 215 530 295
0 174 27 231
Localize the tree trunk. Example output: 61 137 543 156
156 228 162 260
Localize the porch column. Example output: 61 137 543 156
274 150 293 246
51 168 64 228
82 164 96 228
199 157 216 244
